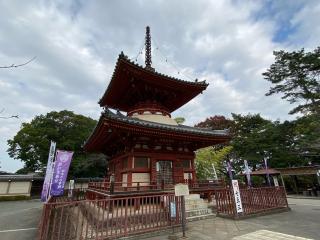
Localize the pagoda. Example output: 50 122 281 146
84 27 230 186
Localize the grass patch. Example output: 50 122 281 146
0 195 31 201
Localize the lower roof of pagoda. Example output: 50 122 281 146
83 109 230 154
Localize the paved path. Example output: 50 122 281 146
0 199 42 240
145 198 320 240
0 198 319 240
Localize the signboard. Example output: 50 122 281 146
174 184 189 196
41 141 56 202
231 180 243 213
50 150 73 196
170 202 176 218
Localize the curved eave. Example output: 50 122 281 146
84 112 230 153
98 52 208 112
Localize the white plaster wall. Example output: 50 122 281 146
133 114 178 125
0 182 8 194
8 182 31 194
64 181 89 189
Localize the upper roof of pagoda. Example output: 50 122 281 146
98 52 208 113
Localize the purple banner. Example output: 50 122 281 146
50 150 73 196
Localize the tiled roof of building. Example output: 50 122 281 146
98 52 208 110
103 108 229 137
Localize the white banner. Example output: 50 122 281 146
244 160 251 186
232 180 243 213
273 176 279 187
41 141 56 202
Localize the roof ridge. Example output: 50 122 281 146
118 51 208 87
102 108 229 137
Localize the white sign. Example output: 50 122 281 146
174 184 189 196
170 202 176 217
244 160 251 186
69 180 75 190
68 179 75 198
212 163 218 180
273 176 279 187
317 170 320 177
231 180 243 213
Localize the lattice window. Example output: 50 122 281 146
156 161 173 184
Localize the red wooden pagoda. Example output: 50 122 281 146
84 27 230 187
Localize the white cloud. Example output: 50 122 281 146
0 0 319 172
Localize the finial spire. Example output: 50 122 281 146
145 26 154 71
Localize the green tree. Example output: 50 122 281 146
196 113 307 173
7 110 106 177
294 113 320 163
195 115 233 131
231 113 303 169
231 113 271 168
263 47 320 115
174 117 185 124
195 146 233 180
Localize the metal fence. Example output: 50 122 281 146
38 193 182 240
215 186 289 218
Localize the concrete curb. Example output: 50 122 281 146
287 195 320 200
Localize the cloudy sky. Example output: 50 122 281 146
0 0 319 172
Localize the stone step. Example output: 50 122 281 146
184 194 201 200
185 199 207 204
186 208 213 217
185 204 209 211
187 213 216 222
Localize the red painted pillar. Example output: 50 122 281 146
127 155 133 186
191 158 197 182
150 158 157 184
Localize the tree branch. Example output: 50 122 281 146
0 56 36 69
0 115 19 119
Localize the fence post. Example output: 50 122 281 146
110 181 114 194
124 198 128 236
181 196 187 238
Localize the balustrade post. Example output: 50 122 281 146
110 174 115 194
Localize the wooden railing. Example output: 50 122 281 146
88 181 162 193
215 186 289 218
38 193 182 240
88 179 225 195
